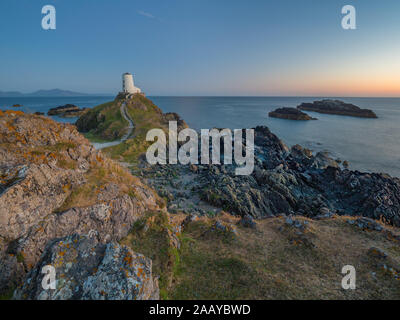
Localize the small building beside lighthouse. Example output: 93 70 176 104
122 73 141 94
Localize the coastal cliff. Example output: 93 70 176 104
0 110 162 299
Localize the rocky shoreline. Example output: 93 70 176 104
140 125 400 226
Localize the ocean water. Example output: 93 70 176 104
1 96 400 177
0 96 114 123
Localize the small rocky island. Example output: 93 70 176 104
47 104 88 118
269 107 317 120
297 99 378 118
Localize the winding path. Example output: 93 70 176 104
93 102 134 150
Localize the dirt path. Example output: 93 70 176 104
93 102 134 150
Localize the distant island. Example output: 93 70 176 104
269 107 317 120
297 99 378 118
0 89 108 97
47 104 89 118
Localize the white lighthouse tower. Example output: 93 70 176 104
122 73 141 94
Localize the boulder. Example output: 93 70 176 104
13 235 159 300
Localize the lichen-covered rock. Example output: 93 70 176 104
13 235 159 300
0 163 84 240
0 112 161 295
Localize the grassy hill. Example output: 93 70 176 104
76 98 129 141
76 93 187 165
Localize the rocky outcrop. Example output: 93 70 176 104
195 126 400 225
269 107 317 120
0 111 160 296
48 104 88 118
13 235 159 300
297 100 378 118
163 112 188 130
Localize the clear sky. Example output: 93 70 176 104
1 0 400 96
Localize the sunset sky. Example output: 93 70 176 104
1 0 399 96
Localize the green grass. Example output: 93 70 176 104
83 132 114 143
169 220 259 300
76 100 128 141
101 95 168 166
120 211 180 299
0 288 14 300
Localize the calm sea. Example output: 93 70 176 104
1 96 400 177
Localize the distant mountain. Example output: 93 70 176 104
28 89 89 97
0 89 91 97
0 91 23 97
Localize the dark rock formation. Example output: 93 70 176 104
163 112 188 131
48 104 88 117
13 235 159 300
297 100 378 118
197 126 400 226
269 107 317 120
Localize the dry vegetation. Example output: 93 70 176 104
122 212 400 300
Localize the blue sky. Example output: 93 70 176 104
1 0 399 96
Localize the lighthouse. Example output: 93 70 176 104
122 73 141 94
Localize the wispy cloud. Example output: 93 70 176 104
137 10 155 19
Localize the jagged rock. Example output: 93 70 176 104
347 217 383 232
0 112 160 294
313 207 334 220
214 221 237 235
193 124 400 227
238 214 256 229
11 189 156 269
0 164 84 240
13 235 159 300
312 152 340 169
